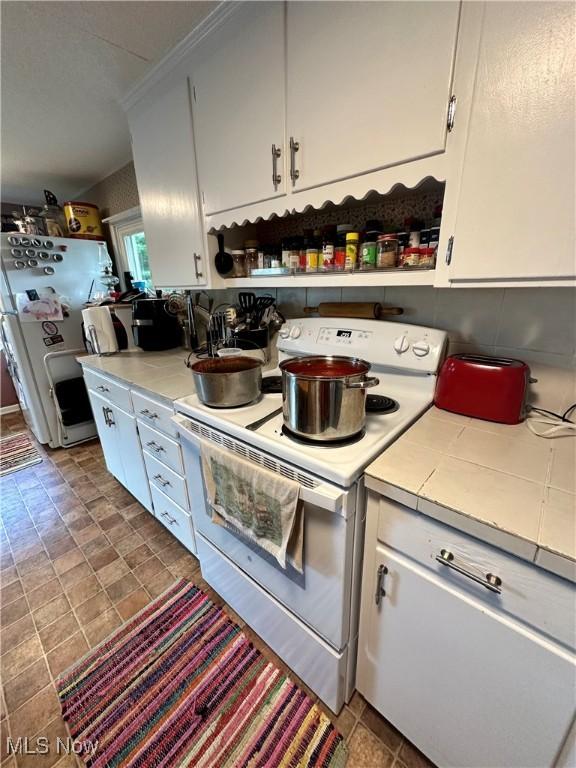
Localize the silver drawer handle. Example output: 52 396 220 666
161 511 178 526
436 549 502 594
375 563 388 607
289 136 300 184
153 474 171 487
97 385 110 392
146 441 165 453
141 409 159 419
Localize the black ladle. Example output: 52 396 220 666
214 233 233 276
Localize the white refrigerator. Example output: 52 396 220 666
0 233 104 448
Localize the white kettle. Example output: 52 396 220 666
82 306 119 355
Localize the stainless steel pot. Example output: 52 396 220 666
280 355 379 441
190 356 262 407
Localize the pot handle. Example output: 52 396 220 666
347 376 380 390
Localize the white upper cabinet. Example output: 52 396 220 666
286 2 460 192
447 1 575 282
128 79 206 288
191 2 286 215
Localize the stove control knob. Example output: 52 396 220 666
279 326 290 339
393 334 409 354
412 340 430 357
289 326 301 339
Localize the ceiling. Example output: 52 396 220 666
1 0 217 206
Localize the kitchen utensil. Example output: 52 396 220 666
246 406 283 432
238 292 256 316
189 356 262 407
254 295 275 324
280 355 379 441
214 233 233 276
434 354 532 424
303 302 403 319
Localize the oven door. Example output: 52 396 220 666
175 414 358 651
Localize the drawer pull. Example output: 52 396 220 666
146 441 165 453
375 564 388 606
161 511 178 526
141 409 159 419
96 385 110 392
153 474 171 488
436 549 502 594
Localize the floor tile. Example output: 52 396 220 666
1 633 43 682
38 611 80 654
20 562 57 593
16 551 50 576
44 534 77 561
15 716 69 768
105 572 140 604
75 590 113 626
84 607 122 646
1 613 36 655
134 556 164 581
115 532 144 556
347 723 395 767
334 707 356 740
123 544 153 569
361 703 403 752
96 557 129 587
70 523 100 547
32 594 71 630
348 690 366 717
138 567 177 598
53 548 85 576
399 739 437 768
168 556 200 581
0 595 29 628
65 574 101 608
0 579 23 607
10 685 61 740
157 540 188 567
116 588 151 620
28 578 65 613
3 657 51 713
105 520 133 544
46 632 89 677
58 561 92 589
88 546 118 572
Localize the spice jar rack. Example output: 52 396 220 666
206 180 445 288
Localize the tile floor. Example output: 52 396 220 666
0 411 434 768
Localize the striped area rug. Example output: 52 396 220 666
0 431 42 476
57 579 347 768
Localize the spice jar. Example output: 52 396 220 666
281 238 291 268
231 249 246 277
320 226 336 271
360 239 377 270
334 224 351 271
401 247 421 267
377 235 398 269
419 247 436 268
345 232 359 271
245 240 259 274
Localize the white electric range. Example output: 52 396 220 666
174 318 448 712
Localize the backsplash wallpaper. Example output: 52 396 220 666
78 162 139 219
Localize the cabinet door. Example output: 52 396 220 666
88 391 125 484
191 2 285 214
112 406 152 512
128 79 206 288
357 544 576 768
448 2 575 281
286 2 460 192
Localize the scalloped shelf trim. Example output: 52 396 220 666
207 173 445 232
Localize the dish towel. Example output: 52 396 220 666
200 440 303 573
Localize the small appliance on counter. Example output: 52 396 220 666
434 353 531 424
132 296 182 351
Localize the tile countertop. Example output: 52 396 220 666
77 348 196 406
365 401 576 583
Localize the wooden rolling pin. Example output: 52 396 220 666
303 302 403 319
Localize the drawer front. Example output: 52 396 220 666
84 369 132 412
144 450 189 510
374 492 576 649
138 420 183 475
150 484 196 555
132 391 176 437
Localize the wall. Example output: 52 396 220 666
77 162 140 219
211 285 576 370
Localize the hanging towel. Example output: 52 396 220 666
200 440 303 573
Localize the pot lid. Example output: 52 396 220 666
280 355 371 379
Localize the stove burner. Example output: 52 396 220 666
281 425 366 447
365 395 399 414
261 375 282 394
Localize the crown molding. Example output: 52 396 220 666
121 1 246 112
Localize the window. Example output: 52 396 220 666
105 207 153 292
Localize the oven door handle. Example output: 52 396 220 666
172 414 346 514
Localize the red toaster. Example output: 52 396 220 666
434 354 531 424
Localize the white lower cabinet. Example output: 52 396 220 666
150 484 196 554
87 389 152 512
357 494 576 768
